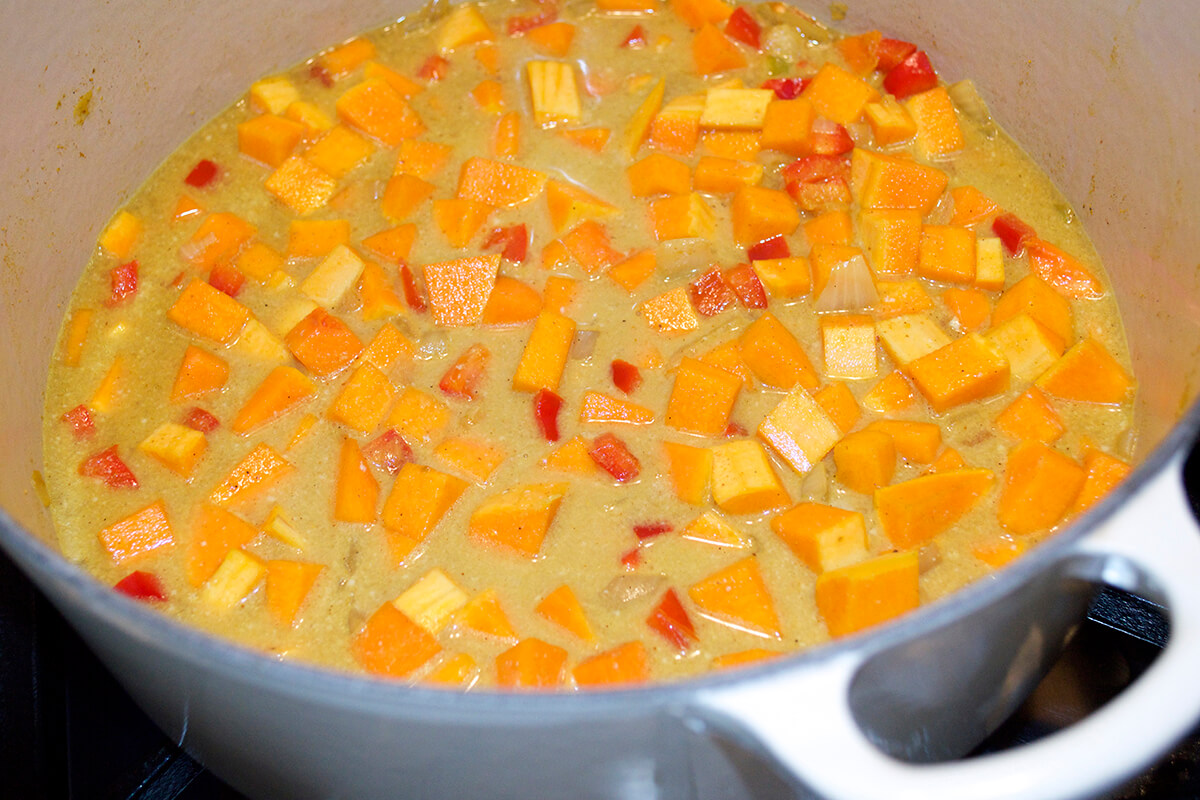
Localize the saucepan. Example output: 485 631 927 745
1 0 1198 797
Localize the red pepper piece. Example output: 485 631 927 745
588 433 640 483
399 263 427 312
439 343 490 400
105 261 139 307
876 38 918 72
992 212 1038 256
787 177 852 209
810 118 855 156
483 224 529 263
610 360 643 395
506 0 557 35
724 421 749 438
688 267 738 317
184 159 220 189
79 445 139 489
309 63 334 88
783 154 850 185
620 546 642 570
533 389 563 442
208 263 246 298
747 234 790 261
620 25 647 49
363 429 415 475
883 50 938 99
647 588 697 651
61 404 95 439
762 77 810 100
633 521 672 540
113 571 168 602
417 54 450 82
183 407 220 433
724 264 769 309
724 7 761 50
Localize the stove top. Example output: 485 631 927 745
3 550 1198 799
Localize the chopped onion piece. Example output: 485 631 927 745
947 79 996 138
657 238 716 276
927 191 955 226
600 574 666 608
814 254 878 312
570 329 598 360
417 330 448 360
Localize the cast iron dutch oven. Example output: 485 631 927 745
1 0 1197 797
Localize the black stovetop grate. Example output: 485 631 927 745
3 550 1198 799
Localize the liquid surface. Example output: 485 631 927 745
42 0 1136 688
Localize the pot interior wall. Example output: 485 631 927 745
2 0 1198 549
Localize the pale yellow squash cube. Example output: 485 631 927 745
527 61 581 127
299 244 365 308
139 422 207 477
876 313 951 368
201 550 265 610
394 568 470 634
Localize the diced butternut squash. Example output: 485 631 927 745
318 37 377 78
542 435 599 475
528 22 576 57
851 148 948 214
752 257 811 299
628 153 691 197
863 96 916 146
907 333 1010 413
1026 239 1105 300
287 219 352 259
770 503 869 573
832 430 895 493
640 286 700 335
816 551 919 637
700 88 773 128
299 244 366 308
875 468 995 548
681 511 750 548
1070 450 1132 515
730 185 800 247
361 324 415 377
545 180 619 232
481 277 541 326
436 3 494 52
992 274 1074 350
663 441 713 504
186 503 259 586
99 211 142 259
434 437 506 484
648 192 717 241
167 280 251 345
858 209 921 278
423 254 501 327
303 125 373 178
692 24 746 75
328 362 394 434
284 308 364 377
89 357 126 414
1036 338 1134 404
917 225 976 284
623 78 665 158
209 443 293 508
688 556 781 637
456 589 519 639
974 237 1006 292
802 63 879 124
386 388 451 442
264 156 338 215
863 419 942 463
333 437 379 524
649 93 704 155
536 584 595 642
738 312 819 390
238 113 306 167
527 61 582 126
541 275 578 313
468 482 569 558
381 173 435 220
200 549 265 610
352 603 441 678
561 220 625 273
336 79 426 146
264 560 323 626
904 86 964 157
761 98 815 156
512 310 576 393
950 185 1000 227
60 309 93 368
98 501 174 565
495 638 567 688
382 463 469 541
710 439 791 514
757 384 842 475
578 391 655 424
170 346 229 402
984 312 1064 382
803 210 853 247
394 568 469 634
432 197 494 248
994 387 1064 444
694 156 764 193
574 642 650 687
998 441 1086 535
139 423 207 477
358 260 405 321
820 314 877 380
665 357 743 436
814 382 861 434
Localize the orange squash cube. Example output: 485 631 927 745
908 333 1010 413
710 440 791 514
688 556 781 637
237 113 306 167
801 63 879 124
998 441 1086 535
381 463 469 542
468 483 569 558
665 357 743 436
875 468 995 548
770 502 869 573
663 440 713 504
730 185 800 247
820 314 877 380
98 501 174 565
1036 338 1135 404
335 79 426 145
917 225 977 284
816 551 919 637
832 430 895 494
627 153 692 197
423 254 501 328
512 310 576 393
737 312 819 390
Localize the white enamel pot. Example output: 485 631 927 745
1 1 1198 798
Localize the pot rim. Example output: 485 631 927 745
4 394 1195 719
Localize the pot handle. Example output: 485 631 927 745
690 448 1200 800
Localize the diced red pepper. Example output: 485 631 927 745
79 445 139 489
633 521 672 540
483 224 529 264
992 212 1038 256
183 407 220 433
783 154 850 185
724 7 762 50
747 234 790 261
363 429 415 475
810 118 854 156
399 263 427 312
588 433 640 483
105 261 139 307
533 389 563 442
724 421 749 438
620 546 642 570
724 264 769 309
208 263 246 298
647 588 697 651
883 50 938 99
61 404 95 439
184 159 220 189
688 267 738 317
113 571 168 602
620 25 647 49
439 343 490 400
786 177 852 210
506 0 557 35
761 77 810 100
417 55 450 82
876 38 918 72
309 63 334 88
610 360 643 395
168 270 187 288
